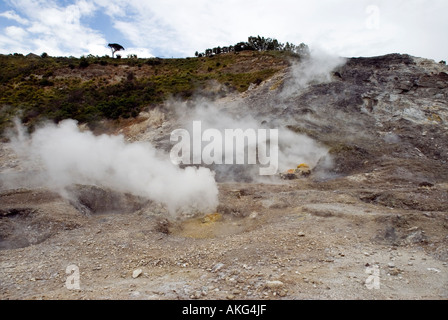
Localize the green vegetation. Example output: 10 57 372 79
196 35 310 58
0 49 295 133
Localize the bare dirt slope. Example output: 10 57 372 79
0 54 447 300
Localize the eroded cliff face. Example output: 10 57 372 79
127 53 448 181
233 54 447 178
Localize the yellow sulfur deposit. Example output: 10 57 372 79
201 213 223 224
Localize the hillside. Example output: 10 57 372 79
0 51 447 300
0 51 290 133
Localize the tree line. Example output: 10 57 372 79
195 36 310 57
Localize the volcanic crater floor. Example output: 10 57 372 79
1 174 447 300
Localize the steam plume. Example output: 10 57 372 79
9 119 218 214
281 47 346 96
169 98 330 181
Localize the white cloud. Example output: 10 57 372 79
0 0 447 60
0 28 29 53
91 0 447 60
0 0 107 56
0 10 29 25
123 47 154 58
5 25 28 40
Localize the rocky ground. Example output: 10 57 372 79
0 177 447 300
0 53 447 300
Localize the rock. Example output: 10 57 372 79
265 280 284 289
418 180 436 190
297 232 305 237
226 294 235 300
132 269 142 279
405 230 428 244
249 211 258 219
154 219 171 234
278 290 287 297
211 263 224 273
389 268 400 276
130 291 141 297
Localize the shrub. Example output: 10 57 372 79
79 57 89 68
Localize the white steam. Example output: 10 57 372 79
276 127 329 171
9 119 218 214
169 98 330 180
281 48 346 97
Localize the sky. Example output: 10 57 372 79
0 0 447 61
